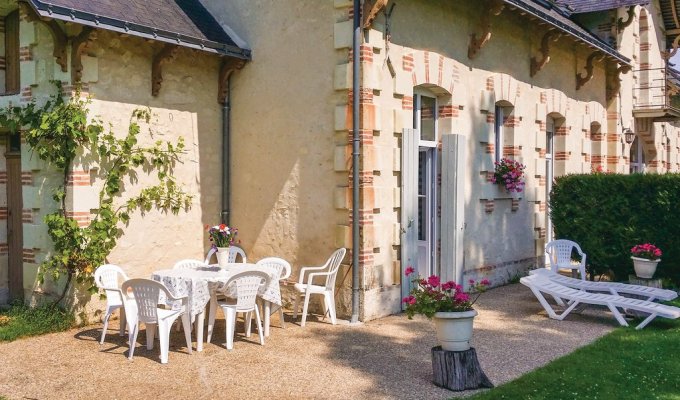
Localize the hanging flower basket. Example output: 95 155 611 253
492 158 526 193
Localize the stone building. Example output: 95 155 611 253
0 0 679 322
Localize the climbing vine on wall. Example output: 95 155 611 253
0 82 192 306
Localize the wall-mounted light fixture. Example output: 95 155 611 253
623 128 636 145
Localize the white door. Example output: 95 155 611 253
545 117 554 245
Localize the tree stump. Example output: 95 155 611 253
431 346 493 391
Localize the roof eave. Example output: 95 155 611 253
25 0 251 60
505 0 631 65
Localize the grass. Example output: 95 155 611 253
0 302 74 342
470 299 680 400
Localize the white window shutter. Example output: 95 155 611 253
441 134 466 285
401 128 419 300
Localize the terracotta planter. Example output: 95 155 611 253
216 247 231 267
631 256 660 279
433 310 477 351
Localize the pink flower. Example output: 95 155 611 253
481 279 490 286
405 266 415 276
454 292 470 302
442 281 456 291
427 275 441 287
402 295 417 305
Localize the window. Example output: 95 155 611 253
630 136 645 173
4 10 19 94
494 105 504 162
414 93 437 146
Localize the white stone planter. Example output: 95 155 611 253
433 310 478 352
631 256 660 279
216 247 231 267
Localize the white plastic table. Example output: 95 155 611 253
151 264 282 350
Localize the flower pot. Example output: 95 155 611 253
216 247 231 267
631 256 660 279
433 310 477 352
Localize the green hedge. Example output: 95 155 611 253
550 173 680 284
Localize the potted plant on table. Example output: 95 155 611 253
630 243 662 279
403 267 490 351
206 224 238 267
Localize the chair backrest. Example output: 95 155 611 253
94 264 129 306
121 279 171 324
256 257 292 281
226 270 270 312
173 259 208 270
322 248 346 291
204 245 247 264
545 240 583 268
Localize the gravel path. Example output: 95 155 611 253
0 283 616 399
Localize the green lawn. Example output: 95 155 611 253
471 299 680 400
0 302 74 342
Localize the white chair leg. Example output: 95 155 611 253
181 313 193 354
100 311 112 345
158 322 170 364
254 305 264 346
301 292 312 327
146 323 156 350
119 307 126 336
245 311 253 338
325 292 337 325
207 295 217 343
293 295 300 319
128 324 139 360
224 307 236 350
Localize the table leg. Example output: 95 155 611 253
196 309 205 352
264 301 271 338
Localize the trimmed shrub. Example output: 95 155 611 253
550 173 680 284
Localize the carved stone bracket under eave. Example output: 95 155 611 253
218 57 246 104
606 63 632 102
151 44 179 97
363 0 388 29
530 30 562 77
617 6 636 32
576 51 605 90
665 35 680 59
468 0 505 59
71 27 97 83
19 2 68 72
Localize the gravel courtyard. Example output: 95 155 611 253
0 283 616 399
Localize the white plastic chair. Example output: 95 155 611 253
207 270 270 350
204 245 247 265
121 278 193 364
173 259 209 270
545 239 587 280
256 257 292 335
293 248 346 327
94 264 130 345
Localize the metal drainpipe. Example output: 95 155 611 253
350 0 361 324
221 76 231 225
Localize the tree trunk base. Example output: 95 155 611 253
431 346 493 391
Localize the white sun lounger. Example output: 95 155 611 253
521 274 680 330
530 268 678 302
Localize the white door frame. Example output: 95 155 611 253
545 117 555 246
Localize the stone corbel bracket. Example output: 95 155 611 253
468 0 505 59
617 6 636 32
606 62 632 101
665 35 680 59
576 51 604 90
19 2 68 72
363 0 388 29
71 27 97 83
530 30 562 77
151 44 179 97
218 57 246 104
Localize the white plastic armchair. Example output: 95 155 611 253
173 259 209 270
293 248 346 327
256 257 292 334
121 278 193 364
545 239 587 280
94 264 131 344
207 270 270 350
204 245 247 265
